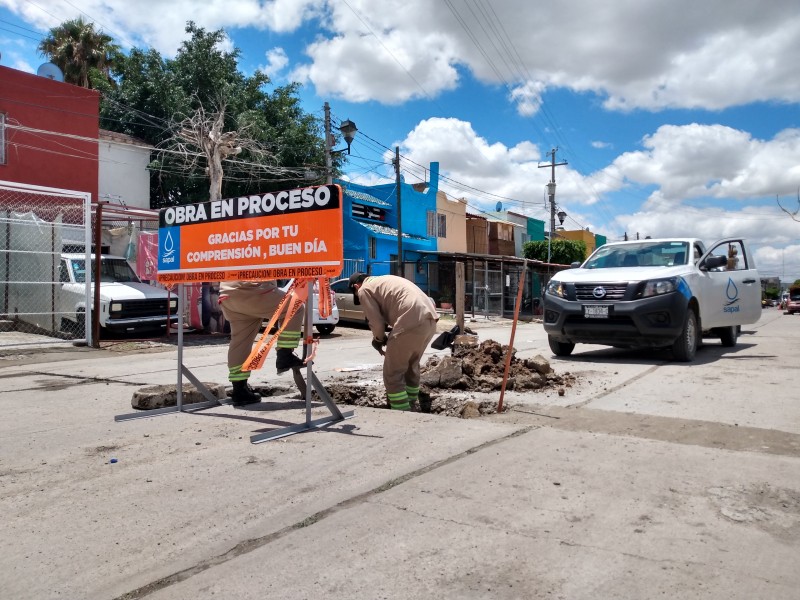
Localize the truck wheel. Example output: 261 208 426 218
74 312 86 337
718 325 739 347
60 317 77 336
315 324 335 335
548 336 575 357
672 309 698 361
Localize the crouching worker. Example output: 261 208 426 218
219 281 305 406
348 273 438 411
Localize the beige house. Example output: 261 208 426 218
434 190 467 252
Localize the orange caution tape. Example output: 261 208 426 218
242 280 309 371
317 276 332 318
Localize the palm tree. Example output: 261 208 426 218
38 17 120 88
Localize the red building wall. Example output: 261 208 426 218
0 65 99 200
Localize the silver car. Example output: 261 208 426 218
331 278 367 324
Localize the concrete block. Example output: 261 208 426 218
131 382 227 410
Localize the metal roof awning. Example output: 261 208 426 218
344 189 393 207
355 221 429 246
411 249 566 268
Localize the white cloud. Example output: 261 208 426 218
5 0 799 110
259 47 288 78
602 124 800 208
509 81 545 117
292 28 460 104
289 0 800 111
0 0 322 56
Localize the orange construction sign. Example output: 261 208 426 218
155 184 343 284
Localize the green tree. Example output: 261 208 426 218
101 22 329 207
38 17 120 88
522 239 587 264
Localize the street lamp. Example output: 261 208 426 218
323 102 358 184
557 210 567 225
338 119 357 154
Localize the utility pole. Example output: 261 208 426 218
394 146 403 277
324 101 333 185
538 148 567 263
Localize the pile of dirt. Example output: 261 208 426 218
325 338 578 418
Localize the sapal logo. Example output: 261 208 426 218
723 277 740 313
161 229 177 265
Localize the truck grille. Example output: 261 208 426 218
118 299 173 319
574 283 629 301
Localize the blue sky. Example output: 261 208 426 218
1 0 799 283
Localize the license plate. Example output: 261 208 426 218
584 305 609 318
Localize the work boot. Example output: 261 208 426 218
230 380 261 406
275 347 304 374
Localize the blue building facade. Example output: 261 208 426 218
336 162 440 278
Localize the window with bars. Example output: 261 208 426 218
427 211 447 238
369 237 377 259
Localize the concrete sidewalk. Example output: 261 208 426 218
1 313 798 599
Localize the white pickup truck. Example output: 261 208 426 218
58 253 179 336
543 238 761 361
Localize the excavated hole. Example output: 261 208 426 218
323 338 578 418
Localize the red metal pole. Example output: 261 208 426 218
497 260 527 413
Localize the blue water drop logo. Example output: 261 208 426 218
163 230 175 259
725 277 739 305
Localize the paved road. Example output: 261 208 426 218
0 309 797 599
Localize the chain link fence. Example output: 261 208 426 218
0 181 91 346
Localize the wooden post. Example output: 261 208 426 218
455 261 465 333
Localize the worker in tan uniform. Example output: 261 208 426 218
218 281 304 406
348 273 438 411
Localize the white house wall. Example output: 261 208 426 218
99 140 151 210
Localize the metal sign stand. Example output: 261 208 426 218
115 282 355 445
251 290 354 443
115 284 225 422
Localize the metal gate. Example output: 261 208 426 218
473 262 503 317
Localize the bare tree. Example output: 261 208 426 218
158 99 306 202
776 188 800 222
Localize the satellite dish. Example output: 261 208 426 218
37 63 64 82
495 201 502 212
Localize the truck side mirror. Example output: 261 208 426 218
570 261 582 268
700 255 728 271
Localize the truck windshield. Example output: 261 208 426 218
584 242 690 269
70 258 141 284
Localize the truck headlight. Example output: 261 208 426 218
169 299 178 310
641 277 678 298
110 302 123 313
546 280 567 298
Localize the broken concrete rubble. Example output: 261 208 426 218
324 338 578 418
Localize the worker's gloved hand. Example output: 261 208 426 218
371 338 387 356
